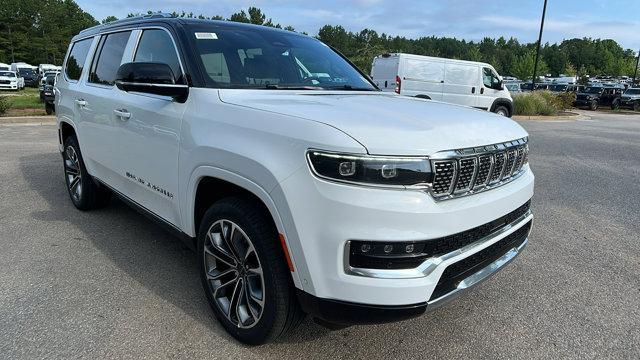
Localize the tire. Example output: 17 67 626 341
198 198 304 345
45 103 53 115
633 101 640 112
494 105 509 117
589 100 598 111
611 99 620 110
62 135 111 210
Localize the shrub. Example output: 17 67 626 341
0 96 10 115
513 90 563 116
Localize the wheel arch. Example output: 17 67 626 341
490 98 514 117
184 166 303 289
414 94 431 100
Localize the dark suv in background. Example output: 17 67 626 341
574 86 622 110
17 67 39 87
620 88 640 111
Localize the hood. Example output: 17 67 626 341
219 90 527 155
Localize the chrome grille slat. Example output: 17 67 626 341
429 137 529 200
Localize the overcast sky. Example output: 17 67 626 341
76 0 640 51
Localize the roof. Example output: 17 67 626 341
75 13 298 40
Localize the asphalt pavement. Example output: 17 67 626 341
0 112 638 359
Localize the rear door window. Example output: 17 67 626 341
134 29 182 82
65 38 94 81
89 31 132 85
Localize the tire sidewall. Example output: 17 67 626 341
63 136 91 209
495 105 509 117
197 200 281 344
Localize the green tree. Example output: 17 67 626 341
511 52 548 81
102 15 118 24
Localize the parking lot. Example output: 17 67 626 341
0 112 638 359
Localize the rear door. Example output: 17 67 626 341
370 56 398 92
79 30 133 183
442 62 479 107
400 57 444 100
111 28 187 226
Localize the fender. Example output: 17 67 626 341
57 117 77 153
183 165 304 290
490 97 514 117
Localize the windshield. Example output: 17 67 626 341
18 68 35 76
584 87 603 94
0 71 15 77
191 27 376 90
505 84 519 91
624 88 640 95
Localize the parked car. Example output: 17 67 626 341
504 82 522 94
42 74 57 114
11 64 39 87
548 84 578 93
38 63 61 77
371 53 514 117
0 62 10 71
0 70 20 91
620 88 640 111
57 15 534 344
574 86 623 110
39 71 60 101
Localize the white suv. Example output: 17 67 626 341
56 15 534 344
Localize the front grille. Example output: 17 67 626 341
432 161 455 195
473 155 492 188
0 80 10 84
348 200 531 270
429 219 531 301
431 138 528 199
455 158 476 191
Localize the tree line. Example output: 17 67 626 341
1 1 637 80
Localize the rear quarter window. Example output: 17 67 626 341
65 38 94 81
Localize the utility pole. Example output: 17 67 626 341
633 48 639 87
532 0 548 89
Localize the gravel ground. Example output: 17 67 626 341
0 112 638 359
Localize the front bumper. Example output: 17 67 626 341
274 164 534 308
574 99 593 107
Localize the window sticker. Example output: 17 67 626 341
195 32 218 40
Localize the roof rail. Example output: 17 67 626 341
78 12 174 35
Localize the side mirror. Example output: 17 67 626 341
115 62 188 102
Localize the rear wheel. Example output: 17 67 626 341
198 198 304 344
62 135 111 210
45 103 53 115
633 101 640 112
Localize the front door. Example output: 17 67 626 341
112 28 187 227
477 67 502 111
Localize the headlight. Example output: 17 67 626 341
307 150 432 188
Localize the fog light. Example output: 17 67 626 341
381 164 397 178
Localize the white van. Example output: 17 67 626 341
371 53 514 117
0 62 10 71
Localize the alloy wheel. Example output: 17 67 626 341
64 146 82 202
203 219 265 329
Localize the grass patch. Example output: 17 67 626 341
513 91 565 116
0 87 42 113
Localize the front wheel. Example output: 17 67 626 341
611 99 620 110
198 198 304 345
633 101 640 112
494 105 509 117
589 100 598 111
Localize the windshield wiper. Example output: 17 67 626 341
324 84 376 91
264 84 323 90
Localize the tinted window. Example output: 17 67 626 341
192 28 375 90
482 67 501 89
134 29 182 82
89 31 131 85
0 71 15 77
65 38 93 81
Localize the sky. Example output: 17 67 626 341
76 0 640 51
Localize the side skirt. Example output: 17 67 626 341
95 178 197 252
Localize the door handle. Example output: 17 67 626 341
75 99 87 107
480 88 485 94
113 109 131 120
471 87 476 94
